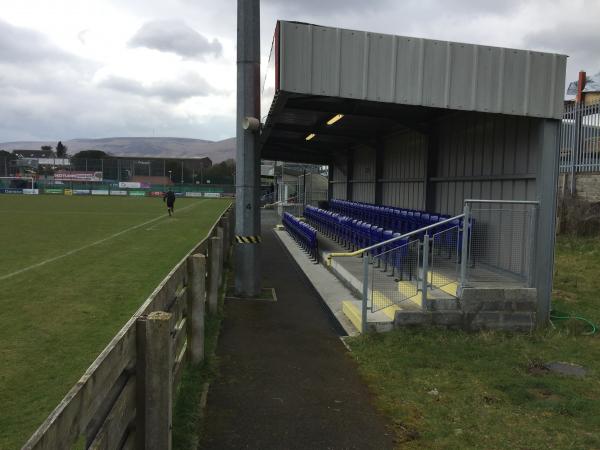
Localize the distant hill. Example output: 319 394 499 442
0 137 236 163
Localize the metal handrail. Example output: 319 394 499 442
464 199 540 205
326 212 465 265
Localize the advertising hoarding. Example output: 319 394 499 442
55 171 103 182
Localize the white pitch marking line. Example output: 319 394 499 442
0 200 206 282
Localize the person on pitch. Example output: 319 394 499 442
163 189 176 216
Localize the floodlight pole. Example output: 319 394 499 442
234 0 261 296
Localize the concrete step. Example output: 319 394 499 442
341 300 397 333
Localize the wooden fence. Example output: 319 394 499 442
22 205 235 450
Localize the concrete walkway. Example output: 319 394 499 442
200 211 395 450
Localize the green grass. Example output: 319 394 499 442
347 235 600 449
172 267 229 450
0 195 231 449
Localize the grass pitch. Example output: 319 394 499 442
0 195 231 449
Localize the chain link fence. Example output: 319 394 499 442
465 202 537 287
0 156 234 196
370 240 420 312
430 226 460 294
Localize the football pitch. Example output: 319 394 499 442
0 195 232 449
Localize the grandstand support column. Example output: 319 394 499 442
346 149 354 201
374 138 384 205
234 0 261 297
327 163 334 201
424 128 438 212
535 118 560 327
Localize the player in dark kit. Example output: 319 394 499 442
163 189 176 216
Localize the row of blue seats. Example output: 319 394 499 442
282 212 318 261
329 199 457 235
304 206 416 279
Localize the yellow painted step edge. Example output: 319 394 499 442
342 301 362 332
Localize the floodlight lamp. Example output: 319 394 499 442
305 133 316 141
326 114 344 125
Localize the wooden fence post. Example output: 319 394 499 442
217 227 224 285
222 217 230 263
208 236 222 314
187 254 206 364
136 311 172 450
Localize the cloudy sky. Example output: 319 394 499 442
0 0 598 142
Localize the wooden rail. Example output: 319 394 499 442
22 204 235 450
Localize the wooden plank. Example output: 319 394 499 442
172 318 187 357
172 341 188 394
121 430 136 450
88 377 136 450
168 287 187 331
22 324 136 450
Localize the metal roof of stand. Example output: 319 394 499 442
260 21 567 164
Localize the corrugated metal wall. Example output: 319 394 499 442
381 131 427 209
432 112 537 215
330 112 539 216
332 156 348 199
279 21 567 120
352 145 376 203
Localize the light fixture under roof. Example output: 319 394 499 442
326 114 344 125
305 133 316 141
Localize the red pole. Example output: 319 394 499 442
576 70 586 103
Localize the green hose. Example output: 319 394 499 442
550 309 598 336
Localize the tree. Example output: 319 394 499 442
41 145 53 153
56 141 68 157
200 159 235 184
72 150 110 159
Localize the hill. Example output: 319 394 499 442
0 137 236 163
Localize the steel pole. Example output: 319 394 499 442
421 233 429 311
234 0 261 296
459 202 470 292
361 255 369 334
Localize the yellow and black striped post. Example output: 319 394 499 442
235 235 262 244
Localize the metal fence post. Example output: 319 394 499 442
361 255 369 334
459 202 471 291
421 233 429 311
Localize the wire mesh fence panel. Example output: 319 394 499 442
430 226 460 291
560 100 600 176
467 206 535 286
370 240 419 312
277 202 304 218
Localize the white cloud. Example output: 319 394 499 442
98 72 224 103
128 20 222 60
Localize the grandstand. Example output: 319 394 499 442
262 21 566 332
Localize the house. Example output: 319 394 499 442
567 71 600 105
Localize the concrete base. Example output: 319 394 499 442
278 227 538 334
